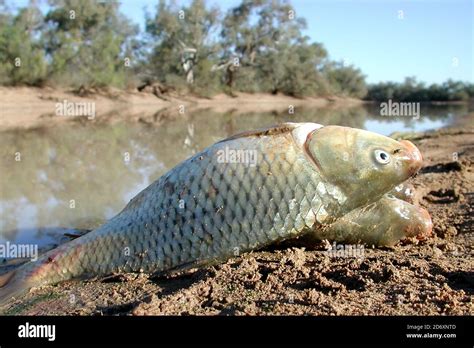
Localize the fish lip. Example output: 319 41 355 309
399 140 423 177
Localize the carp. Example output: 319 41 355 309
0 123 427 306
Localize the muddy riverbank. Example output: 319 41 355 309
0 86 366 130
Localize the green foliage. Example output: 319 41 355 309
0 4 47 85
366 77 473 102
191 58 222 97
232 66 260 93
218 0 331 97
322 61 367 98
43 0 139 88
144 0 220 87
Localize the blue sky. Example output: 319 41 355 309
8 0 473 84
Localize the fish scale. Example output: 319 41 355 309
59 132 325 277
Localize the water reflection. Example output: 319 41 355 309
0 104 467 245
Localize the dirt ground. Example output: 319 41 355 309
2 121 472 316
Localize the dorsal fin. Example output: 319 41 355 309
216 123 299 144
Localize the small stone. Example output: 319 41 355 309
432 246 443 258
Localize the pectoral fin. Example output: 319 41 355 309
305 195 432 246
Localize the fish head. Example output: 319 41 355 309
304 125 423 209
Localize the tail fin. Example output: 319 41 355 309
0 269 32 311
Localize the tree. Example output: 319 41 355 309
366 78 473 102
43 0 139 88
218 0 328 96
145 0 221 89
256 40 329 96
0 1 47 86
322 61 367 98
441 79 469 101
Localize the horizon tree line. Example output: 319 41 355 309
0 0 472 101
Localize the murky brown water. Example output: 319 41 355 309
0 104 467 247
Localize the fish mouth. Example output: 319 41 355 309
399 140 423 177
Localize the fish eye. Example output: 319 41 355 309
374 150 391 164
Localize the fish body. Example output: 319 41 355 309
0 123 423 306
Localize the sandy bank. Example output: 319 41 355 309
0 86 365 130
